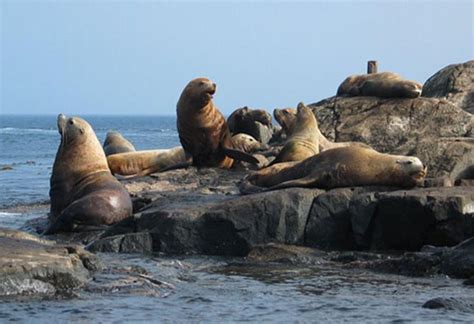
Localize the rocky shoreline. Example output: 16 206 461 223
1 61 473 305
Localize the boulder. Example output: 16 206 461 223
422 60 474 114
0 228 101 297
441 236 474 278
422 297 474 312
309 96 474 180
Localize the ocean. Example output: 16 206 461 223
0 115 472 322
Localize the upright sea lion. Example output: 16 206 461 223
176 77 259 168
107 146 191 177
337 72 422 98
269 103 319 165
46 114 132 234
275 105 369 152
239 146 427 194
273 108 297 137
103 130 136 156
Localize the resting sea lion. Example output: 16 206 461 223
239 146 427 194
231 133 269 153
227 106 272 133
177 77 259 168
269 103 319 165
103 130 136 156
337 72 422 98
107 146 191 177
273 108 297 137
46 114 132 234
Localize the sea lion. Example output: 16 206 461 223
231 133 269 153
337 72 422 98
239 146 427 194
269 103 319 165
273 108 297 137
275 105 369 152
46 114 132 234
176 77 259 168
103 130 136 156
227 106 273 143
107 146 191 177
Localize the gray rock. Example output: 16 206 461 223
309 96 474 180
422 297 474 312
422 60 474 114
87 232 153 254
0 228 102 297
441 236 474 278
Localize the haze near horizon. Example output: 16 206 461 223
1 1 473 116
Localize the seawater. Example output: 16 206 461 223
0 115 180 208
0 115 473 322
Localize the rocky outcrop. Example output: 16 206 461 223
422 60 474 114
309 96 474 180
0 228 101 297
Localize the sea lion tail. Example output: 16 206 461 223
223 147 260 165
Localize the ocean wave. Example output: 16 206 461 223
0 127 57 135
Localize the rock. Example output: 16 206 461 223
1 165 13 171
0 228 102 297
247 243 327 264
87 232 153 254
422 60 474 114
441 236 474 278
309 96 474 180
422 297 474 312
348 187 474 251
464 277 474 286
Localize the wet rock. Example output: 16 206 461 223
441 236 474 278
463 277 474 286
309 96 474 180
247 243 327 264
1 165 13 171
87 232 153 254
351 187 474 251
422 60 474 114
422 297 474 312
0 228 102 297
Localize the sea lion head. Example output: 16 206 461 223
296 102 317 129
394 156 427 186
57 114 94 146
231 133 269 153
179 77 217 108
103 131 124 146
395 81 423 98
274 108 297 133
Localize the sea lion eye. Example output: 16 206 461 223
68 120 74 125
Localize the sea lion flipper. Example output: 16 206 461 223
268 176 317 191
222 147 260 165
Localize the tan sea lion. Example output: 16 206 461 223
46 114 132 234
269 103 319 165
273 108 297 137
107 146 191 177
239 146 427 194
231 133 269 153
275 105 369 152
337 72 422 98
176 77 259 168
103 130 136 156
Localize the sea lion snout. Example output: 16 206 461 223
57 114 67 134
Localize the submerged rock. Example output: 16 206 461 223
422 297 474 312
0 228 101 297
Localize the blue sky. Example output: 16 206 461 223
1 0 473 116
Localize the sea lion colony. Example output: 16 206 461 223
44 73 469 234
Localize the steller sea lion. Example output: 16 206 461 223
227 106 273 143
273 107 297 137
45 114 132 234
103 130 136 156
107 146 191 177
176 77 259 168
337 72 422 98
275 105 370 152
269 102 319 165
239 146 427 194
231 133 269 153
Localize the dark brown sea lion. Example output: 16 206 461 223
107 146 191 177
337 72 422 98
227 106 272 133
46 114 132 234
176 77 259 168
103 130 136 156
269 103 319 165
239 146 427 194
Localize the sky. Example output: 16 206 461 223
1 0 473 116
